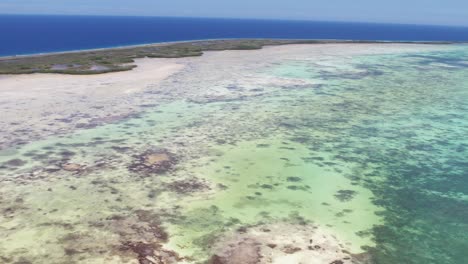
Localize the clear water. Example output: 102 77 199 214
0 45 467 263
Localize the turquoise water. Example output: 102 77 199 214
0 45 467 263
271 47 468 263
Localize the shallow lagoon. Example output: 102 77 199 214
1 44 467 263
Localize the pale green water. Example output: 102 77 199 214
1 45 468 263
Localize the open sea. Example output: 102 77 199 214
1 14 468 56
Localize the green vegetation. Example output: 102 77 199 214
0 39 456 75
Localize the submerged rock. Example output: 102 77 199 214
128 149 177 176
120 241 182 264
209 239 261 264
76 210 179 263
61 163 84 172
166 178 209 194
334 190 358 202
209 223 361 264
4 158 27 167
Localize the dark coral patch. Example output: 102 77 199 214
128 149 177 176
281 245 302 254
166 178 209 194
286 176 302 182
334 190 357 202
111 146 132 153
135 210 169 242
208 240 261 264
59 150 76 158
120 242 182 264
61 163 84 172
4 159 27 167
260 184 273 189
287 185 310 191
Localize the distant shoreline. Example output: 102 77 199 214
0 39 464 75
0 38 463 60
0 39 219 60
3 14 468 58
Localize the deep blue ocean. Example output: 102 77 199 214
1 14 468 56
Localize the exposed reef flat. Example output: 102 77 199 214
0 43 450 151
1 42 467 264
0 57 183 150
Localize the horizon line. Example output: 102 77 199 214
1 13 468 29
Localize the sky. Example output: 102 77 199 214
1 0 468 27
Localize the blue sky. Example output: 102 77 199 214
1 0 467 26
